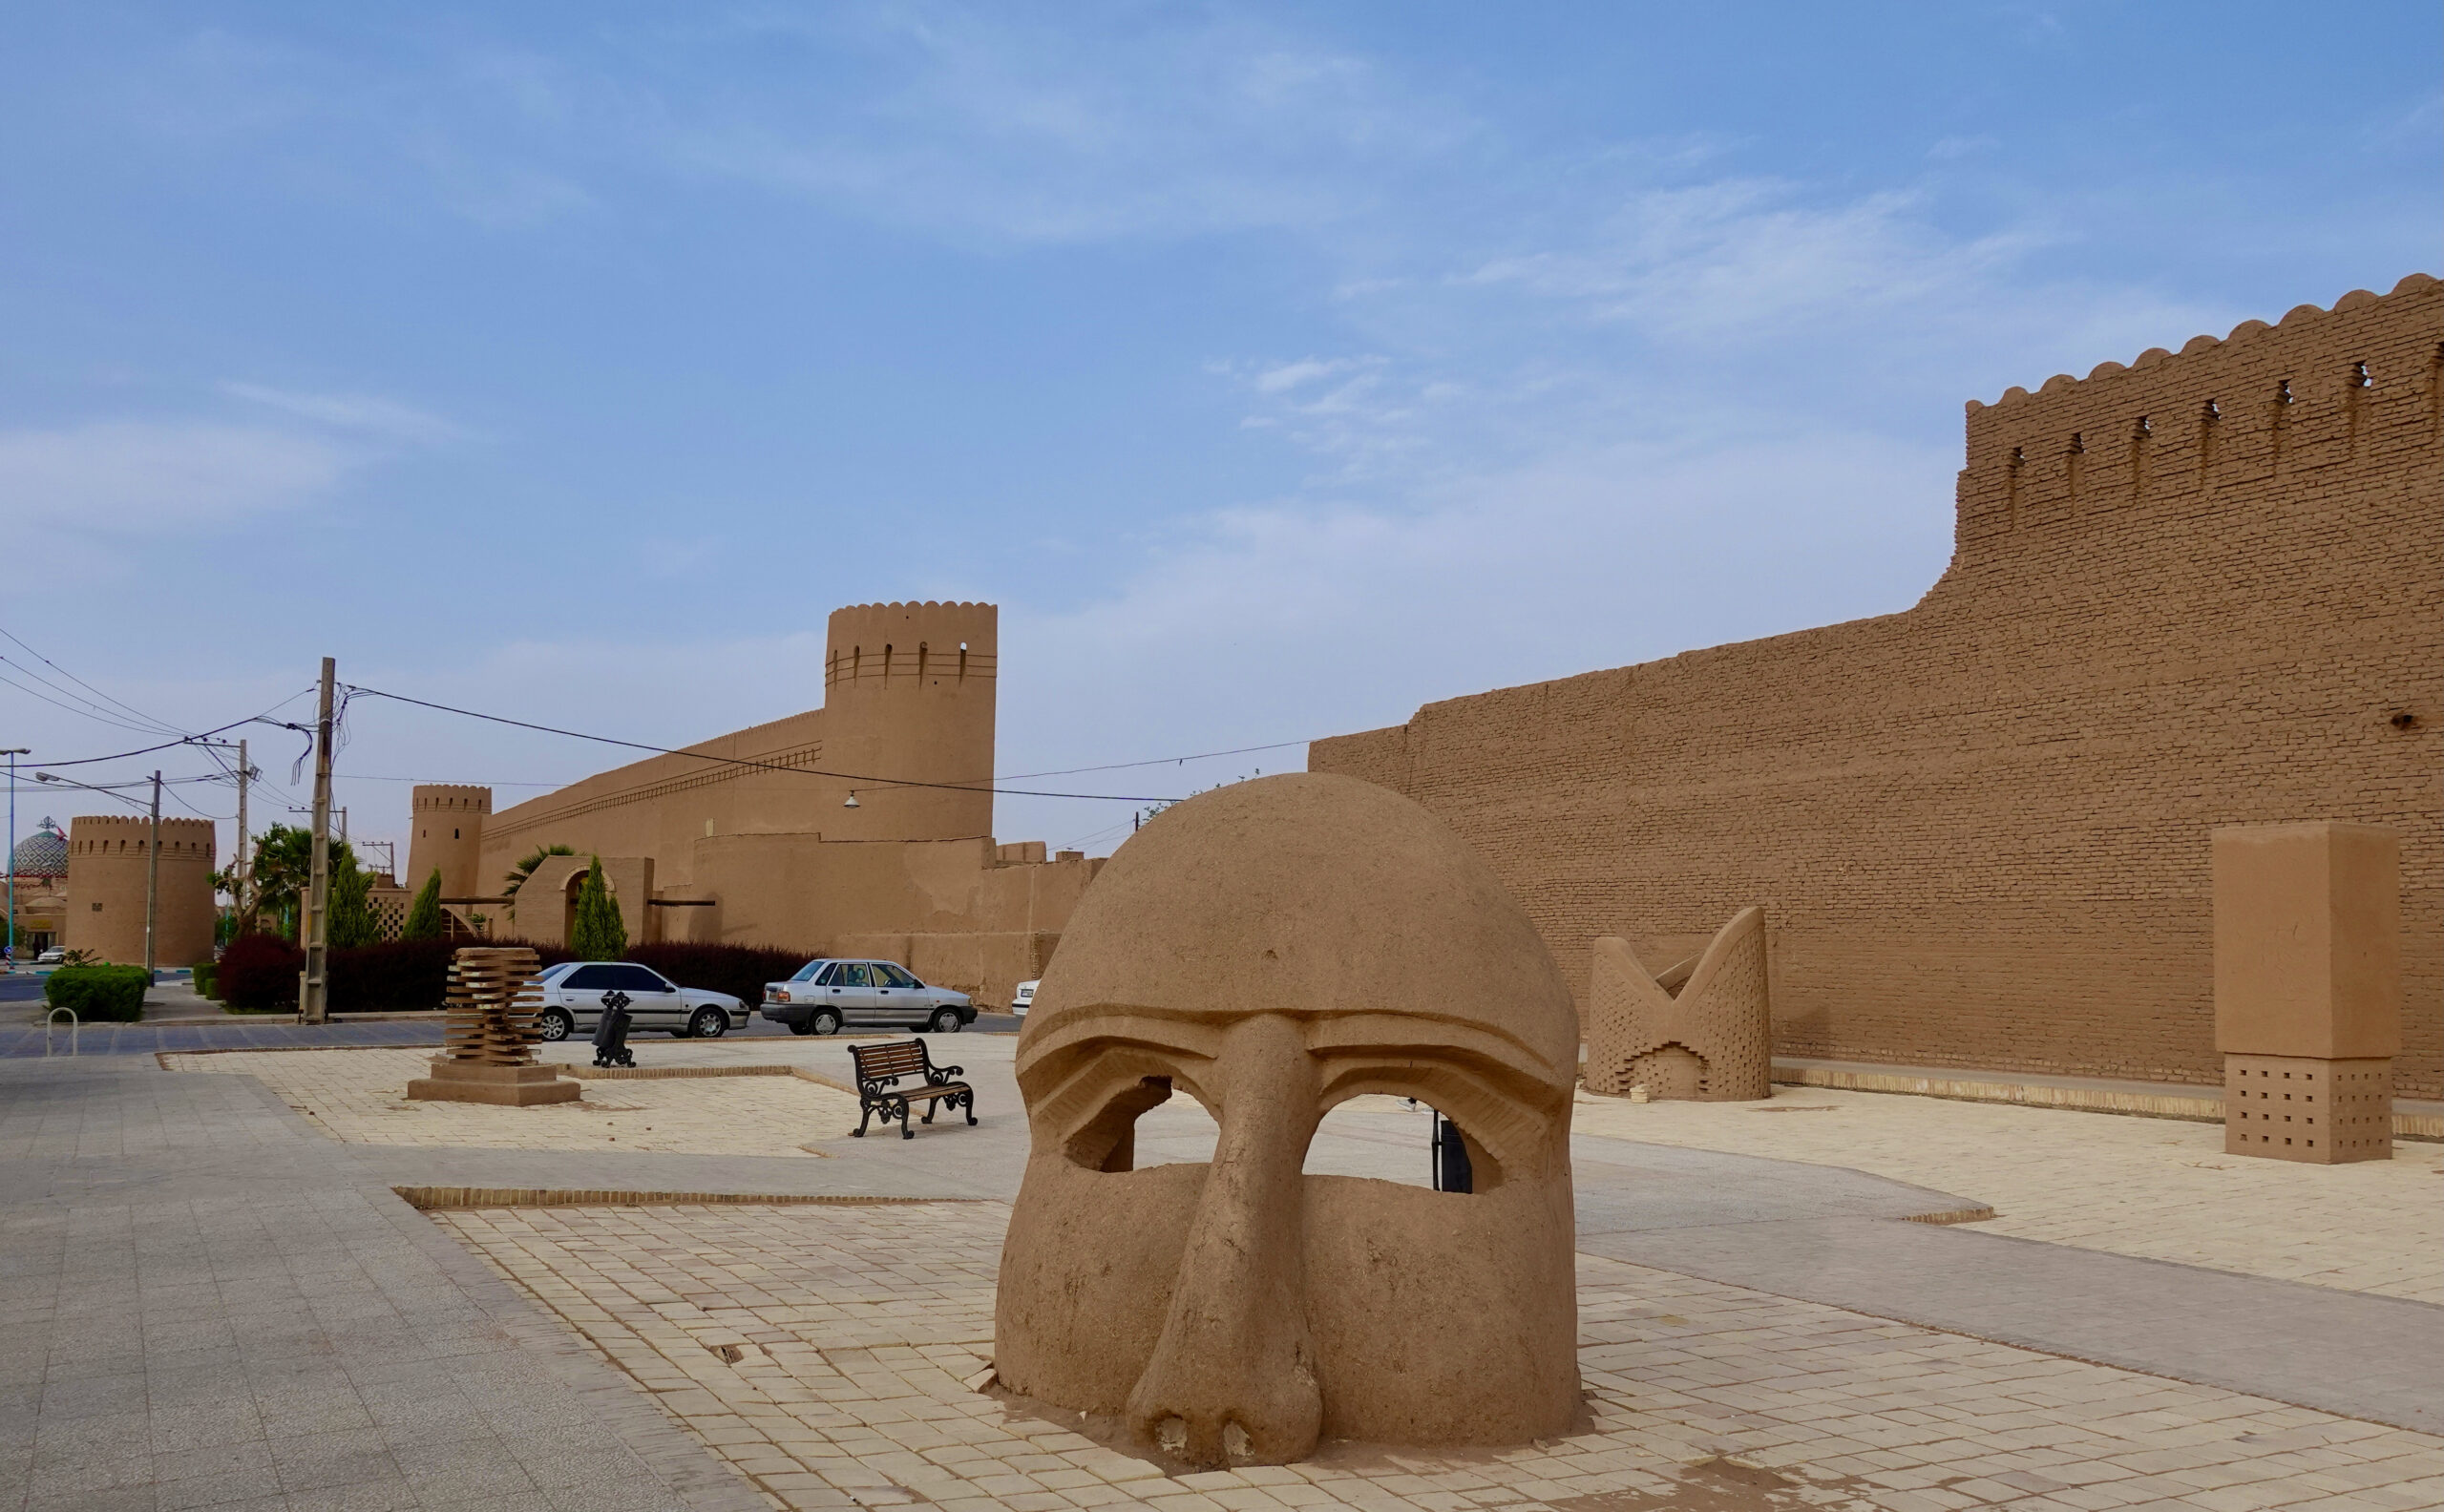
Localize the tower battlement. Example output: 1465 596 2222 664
1950 273 2440 556
411 786 492 816
65 815 217 859
825 601 999 690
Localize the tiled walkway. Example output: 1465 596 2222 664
437 1201 2444 1512
9 1046 2444 1510
1570 1088 2444 1303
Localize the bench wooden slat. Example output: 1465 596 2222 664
847 1039 979 1141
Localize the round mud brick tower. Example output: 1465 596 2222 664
62 814 218 966
821 601 998 842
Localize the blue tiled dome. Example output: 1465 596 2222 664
11 819 66 877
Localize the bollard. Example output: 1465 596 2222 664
44 1006 76 1058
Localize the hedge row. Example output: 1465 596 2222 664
212 934 819 1015
45 965 150 1023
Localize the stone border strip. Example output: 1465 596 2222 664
1773 1061 2443 1140
1903 1206 1998 1225
395 1186 988 1210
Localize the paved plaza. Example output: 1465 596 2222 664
2 1029 2439 1510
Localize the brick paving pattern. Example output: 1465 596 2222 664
437 1201 2444 1512
1568 1088 2444 1304
162 1048 869 1156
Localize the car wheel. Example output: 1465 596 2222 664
537 1007 574 1041
688 1006 727 1039
787 1017 816 1036
928 1007 962 1035
811 1008 843 1036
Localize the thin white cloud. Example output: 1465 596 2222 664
0 421 350 536
220 382 468 444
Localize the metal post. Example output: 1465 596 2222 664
302 658 334 1022
2 747 26 970
144 770 161 977
234 737 249 930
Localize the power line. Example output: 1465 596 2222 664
27 691 317 769
992 738 1310 783
0 625 188 735
342 683 1189 803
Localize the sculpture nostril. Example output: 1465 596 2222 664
1156 1416 1189 1455
1223 1421 1253 1461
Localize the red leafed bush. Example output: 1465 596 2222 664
217 934 304 1011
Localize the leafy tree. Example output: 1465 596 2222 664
502 843 575 923
569 855 626 959
218 825 356 940
402 869 446 941
327 856 379 949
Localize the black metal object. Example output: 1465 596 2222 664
1431 1113 1473 1193
591 989 635 1068
848 1038 978 1140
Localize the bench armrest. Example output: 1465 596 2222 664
927 1063 964 1083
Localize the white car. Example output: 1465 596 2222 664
760 958 976 1036
531 960 746 1041
1012 979 1039 1017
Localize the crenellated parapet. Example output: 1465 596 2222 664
411 785 493 817
65 814 218 860
824 600 999 691
1951 273 2441 556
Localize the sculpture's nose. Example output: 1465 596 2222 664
1125 1015 1322 1467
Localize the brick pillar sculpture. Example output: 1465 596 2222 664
2213 823 2398 1164
406 946 580 1106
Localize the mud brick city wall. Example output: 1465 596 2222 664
1314 277 2443 1099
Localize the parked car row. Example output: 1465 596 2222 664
524 956 998 1040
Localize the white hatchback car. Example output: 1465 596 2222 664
532 961 747 1041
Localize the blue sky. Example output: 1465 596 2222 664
2 2 2435 864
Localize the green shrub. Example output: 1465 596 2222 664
191 959 219 999
45 964 150 1022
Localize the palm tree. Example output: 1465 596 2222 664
501 844 575 923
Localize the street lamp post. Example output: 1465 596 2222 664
0 748 26 971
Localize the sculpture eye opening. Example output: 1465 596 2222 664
1303 1094 1495 1191
1065 1077 1214 1172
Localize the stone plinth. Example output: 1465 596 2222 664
2213 823 2399 1164
409 945 578 1106
2224 1055 2392 1163
406 1059 579 1107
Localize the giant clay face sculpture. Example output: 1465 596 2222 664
994 774 1580 1469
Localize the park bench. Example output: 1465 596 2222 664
848 1039 978 1141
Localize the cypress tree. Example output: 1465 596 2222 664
402 869 446 941
570 856 627 959
327 858 379 949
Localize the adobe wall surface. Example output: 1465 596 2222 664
61 815 219 967
1312 278 2444 1099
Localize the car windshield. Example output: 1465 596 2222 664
790 960 825 982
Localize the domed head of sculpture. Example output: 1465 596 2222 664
994 773 1580 1469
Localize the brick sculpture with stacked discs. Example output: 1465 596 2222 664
406 946 581 1106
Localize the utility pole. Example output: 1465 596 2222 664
144 770 162 977
302 657 335 1023
234 737 249 929
1 748 26 971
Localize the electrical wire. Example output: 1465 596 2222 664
343 683 1189 802
991 739 1310 783
0 626 189 735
